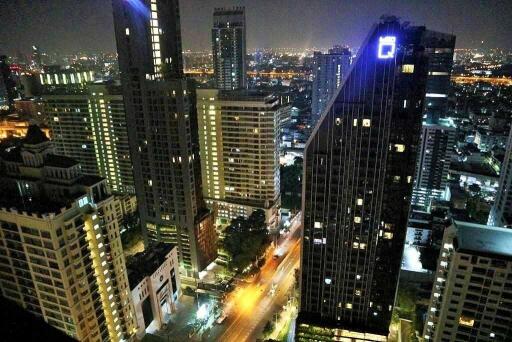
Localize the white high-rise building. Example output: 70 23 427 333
424 220 512 341
0 126 136 341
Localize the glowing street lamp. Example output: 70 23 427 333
196 303 209 321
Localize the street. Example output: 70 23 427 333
206 214 302 342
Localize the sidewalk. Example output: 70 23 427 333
144 295 199 342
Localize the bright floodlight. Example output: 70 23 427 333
378 36 396 59
197 303 209 320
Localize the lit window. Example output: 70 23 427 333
125 28 130 36
355 290 361 296
53 117 59 122
395 144 405 152
458 316 474 327
335 117 341 125
148 179 153 186
383 232 393 239
362 119 371 127
402 64 414 73
353 119 358 127
345 303 352 309
325 278 332 285
354 216 361 223
357 198 363 206
314 221 322 229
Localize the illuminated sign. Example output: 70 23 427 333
378 36 396 59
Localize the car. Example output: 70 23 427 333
216 314 227 324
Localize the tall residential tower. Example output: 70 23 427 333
311 46 351 121
0 126 136 341
197 89 282 229
298 17 449 339
488 126 512 227
423 221 512 341
112 0 217 278
411 33 456 209
44 82 135 194
212 7 247 90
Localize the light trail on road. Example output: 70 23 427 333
212 218 302 342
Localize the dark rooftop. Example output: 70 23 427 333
126 242 176 289
45 154 79 168
454 220 512 259
77 175 104 187
23 125 49 145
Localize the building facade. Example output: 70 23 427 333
423 220 512 341
412 118 456 208
298 17 442 338
44 82 134 194
112 0 217 278
197 88 281 229
311 47 351 121
212 7 246 90
127 243 181 339
411 33 456 209
488 126 512 228
0 126 136 341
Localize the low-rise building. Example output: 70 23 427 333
126 243 181 338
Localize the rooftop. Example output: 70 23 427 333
454 220 512 259
126 242 176 289
45 154 79 168
23 125 49 145
77 175 104 187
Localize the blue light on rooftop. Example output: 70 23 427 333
125 0 150 18
378 36 396 59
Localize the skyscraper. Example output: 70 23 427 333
423 220 512 341
411 33 456 209
412 118 456 208
488 126 512 227
212 7 246 90
112 0 217 278
0 126 136 341
311 46 351 121
298 17 446 339
44 82 135 194
197 88 281 229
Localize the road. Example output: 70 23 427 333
206 214 302 342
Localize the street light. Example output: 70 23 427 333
197 303 209 321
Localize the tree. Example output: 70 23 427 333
280 158 303 210
222 210 270 271
263 320 275 336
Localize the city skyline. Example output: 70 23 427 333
2 0 512 341
2 0 512 56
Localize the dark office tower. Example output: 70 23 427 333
298 17 445 340
212 7 246 90
411 33 456 208
311 46 351 122
112 0 217 278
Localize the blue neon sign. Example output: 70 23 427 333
378 36 396 59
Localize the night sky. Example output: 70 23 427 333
1 0 512 56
